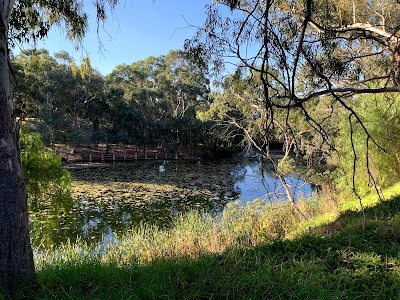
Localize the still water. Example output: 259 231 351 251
29 156 313 248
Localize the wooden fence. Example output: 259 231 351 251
54 144 187 162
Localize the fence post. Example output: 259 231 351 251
101 151 104 162
89 149 92 163
113 150 116 162
135 152 138 160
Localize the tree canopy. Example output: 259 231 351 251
12 49 221 153
186 0 400 195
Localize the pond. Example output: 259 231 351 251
29 155 313 249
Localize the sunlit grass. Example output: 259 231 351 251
288 182 400 239
6 182 400 299
33 193 340 270
34 182 400 269
340 181 400 211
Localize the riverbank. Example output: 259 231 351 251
30 159 313 249
6 183 400 299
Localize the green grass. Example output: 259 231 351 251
341 181 400 211
5 185 400 299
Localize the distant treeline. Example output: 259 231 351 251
13 49 240 158
13 48 400 196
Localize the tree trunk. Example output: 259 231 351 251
73 112 78 145
92 118 100 143
277 174 307 220
0 1 35 293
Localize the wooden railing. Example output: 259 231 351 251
53 144 187 162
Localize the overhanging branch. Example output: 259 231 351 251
299 86 400 103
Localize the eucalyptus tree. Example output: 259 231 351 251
156 50 210 148
106 57 163 144
105 50 210 148
159 50 209 118
186 0 400 198
13 49 76 142
0 0 119 291
64 54 106 144
13 50 106 144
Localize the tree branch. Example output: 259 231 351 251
309 19 399 46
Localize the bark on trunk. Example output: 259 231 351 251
0 1 35 293
277 174 307 220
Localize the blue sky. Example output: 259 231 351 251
15 0 211 75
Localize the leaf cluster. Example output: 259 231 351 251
9 0 120 48
9 0 87 46
20 128 73 212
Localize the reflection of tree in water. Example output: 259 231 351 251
32 159 243 248
233 153 313 203
30 156 313 248
29 198 81 249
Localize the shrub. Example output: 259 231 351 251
20 128 73 211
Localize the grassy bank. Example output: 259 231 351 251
5 184 400 299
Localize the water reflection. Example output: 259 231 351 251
29 156 313 248
234 161 313 203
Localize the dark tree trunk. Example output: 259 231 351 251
92 117 100 143
0 2 35 293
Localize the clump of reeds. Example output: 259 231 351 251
35 193 340 269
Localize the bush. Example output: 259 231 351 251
20 128 73 211
335 93 400 197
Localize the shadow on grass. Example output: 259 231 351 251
8 196 400 299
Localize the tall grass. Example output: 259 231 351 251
35 193 339 270
6 184 400 299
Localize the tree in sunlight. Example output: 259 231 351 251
0 0 119 292
186 0 400 202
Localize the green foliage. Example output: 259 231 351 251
20 128 75 249
13 49 104 144
196 72 268 147
335 93 400 196
9 0 88 47
105 50 211 148
9 0 121 48
13 49 220 154
277 157 296 176
20 128 73 211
